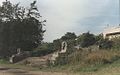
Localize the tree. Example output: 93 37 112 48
98 38 113 49
95 34 103 42
0 0 45 58
53 39 61 51
32 42 54 57
52 32 77 52
77 32 96 47
61 32 77 41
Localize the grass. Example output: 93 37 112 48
0 59 9 64
0 58 40 71
1 49 120 75
38 59 120 75
42 49 120 74
54 59 120 74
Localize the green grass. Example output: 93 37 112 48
1 49 120 75
0 59 40 71
42 49 120 73
0 59 9 64
40 59 120 75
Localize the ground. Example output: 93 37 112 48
1 55 120 75
0 67 71 75
0 65 120 75
0 65 73 75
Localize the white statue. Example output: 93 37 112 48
49 41 68 65
60 41 67 53
17 48 21 55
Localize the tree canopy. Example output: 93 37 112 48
0 0 45 58
77 32 96 47
61 32 77 41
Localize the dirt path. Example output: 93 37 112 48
0 66 75 75
0 66 29 75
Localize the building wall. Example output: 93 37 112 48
107 34 120 40
103 26 120 39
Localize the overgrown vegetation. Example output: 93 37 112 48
0 1 120 74
31 42 54 57
44 32 120 72
77 32 96 47
45 49 120 72
0 59 9 64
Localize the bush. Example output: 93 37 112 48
32 43 54 57
77 32 96 48
112 38 120 50
67 49 120 66
98 38 113 49
84 50 120 65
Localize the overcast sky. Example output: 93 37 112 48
0 0 119 42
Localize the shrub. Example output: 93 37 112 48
98 38 113 49
77 32 96 47
67 49 120 66
32 43 54 57
84 50 120 65
112 38 120 50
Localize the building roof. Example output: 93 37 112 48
103 25 120 38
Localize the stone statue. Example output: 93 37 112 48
60 41 67 53
49 41 68 65
50 52 59 65
17 48 21 54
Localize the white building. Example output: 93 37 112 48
103 25 120 40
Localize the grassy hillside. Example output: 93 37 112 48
42 49 120 74
0 49 120 75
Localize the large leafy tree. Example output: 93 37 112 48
0 0 45 57
53 39 61 51
61 32 77 41
52 32 77 52
77 32 96 47
61 32 77 47
32 42 54 57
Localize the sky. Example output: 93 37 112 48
0 0 119 42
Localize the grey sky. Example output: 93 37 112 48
0 0 119 42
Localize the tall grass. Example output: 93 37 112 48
53 49 120 72
68 50 120 64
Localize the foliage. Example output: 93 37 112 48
55 54 68 65
65 49 120 72
77 32 96 47
61 32 77 41
61 32 77 48
52 32 77 51
47 49 120 73
95 34 103 43
53 39 61 51
84 50 119 65
98 38 113 49
0 0 45 58
112 38 120 50
0 59 9 64
32 42 54 57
